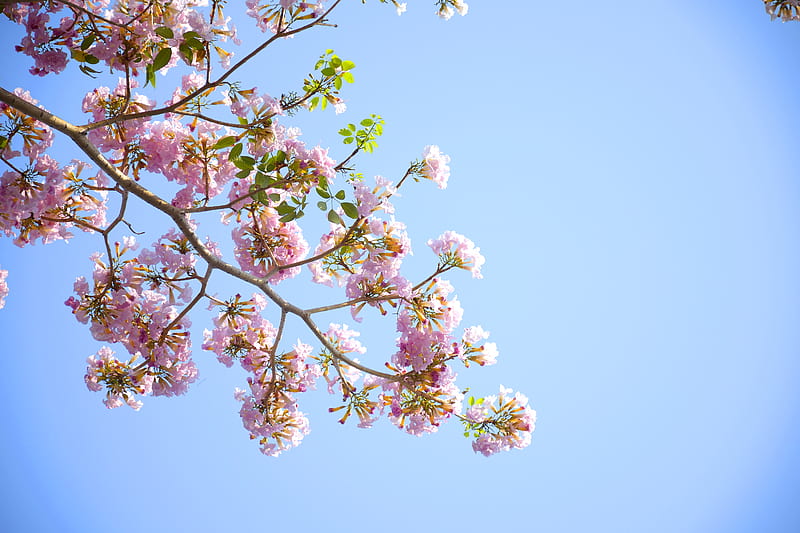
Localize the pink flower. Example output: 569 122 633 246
30 48 68 76
420 145 450 189
232 207 309 283
465 386 536 456
427 230 485 278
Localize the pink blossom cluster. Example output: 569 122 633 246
204 294 321 456
427 230 486 279
457 326 499 367
202 293 276 368
0 268 7 310
232 206 309 283
352 175 397 218
85 346 153 410
0 90 108 246
321 324 385 428
308 212 413 309
464 386 537 457
4 0 238 77
320 323 365 393
0 156 108 247
342 218 413 317
246 0 327 34
67 234 199 406
420 145 451 189
0 88 54 161
369 278 467 435
235 385 311 456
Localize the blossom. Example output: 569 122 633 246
84 346 154 410
232 207 309 283
420 145 451 189
427 230 485 278
464 387 537 457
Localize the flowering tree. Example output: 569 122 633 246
0 0 536 457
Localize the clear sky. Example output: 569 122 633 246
2 1 800 532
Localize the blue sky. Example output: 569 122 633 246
2 1 800 532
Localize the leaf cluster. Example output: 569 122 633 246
338 114 384 153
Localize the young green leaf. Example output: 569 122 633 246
229 143 243 161
213 136 236 150
155 27 174 39
153 47 172 71
341 202 359 219
327 210 343 225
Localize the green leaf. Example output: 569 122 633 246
179 43 194 63
360 118 373 127
334 190 346 200
80 34 96 50
213 136 236 150
153 47 172 71
341 72 354 84
279 212 296 222
0 136 7 150
85 54 99 65
342 137 354 145
330 56 342 68
276 202 294 215
334 77 342 91
229 143 243 161
155 27 174 39
79 64 101 78
321 67 336 77
233 155 255 170
145 64 156 87
316 186 330 199
338 128 352 136
327 210 343 226
317 201 327 210
341 60 356 70
268 193 281 202
235 169 251 179
341 202 359 219
187 37 204 51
